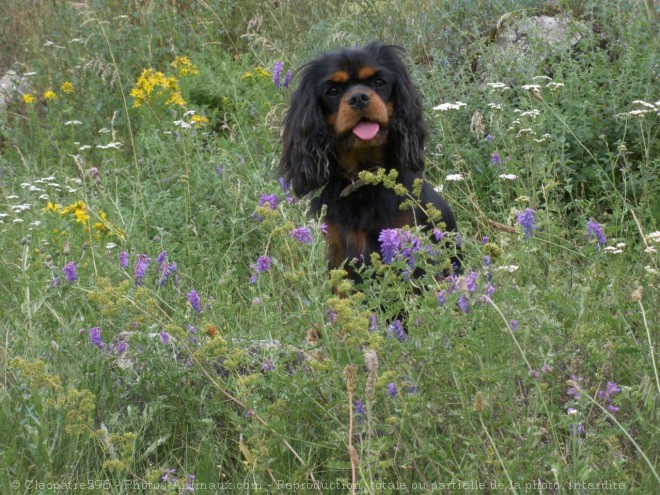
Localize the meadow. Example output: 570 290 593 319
0 0 658 493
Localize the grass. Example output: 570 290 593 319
0 0 658 493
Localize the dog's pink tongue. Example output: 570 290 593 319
352 121 380 141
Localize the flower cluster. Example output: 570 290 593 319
171 56 199 77
437 271 495 315
517 208 539 240
130 68 186 108
378 228 422 265
586 218 607 250
290 226 313 244
249 255 271 284
597 381 621 413
272 61 292 88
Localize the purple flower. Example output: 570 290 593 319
89 327 106 350
510 319 519 331
517 208 539 240
486 134 493 143
369 314 379 332
158 261 177 286
570 422 586 436
567 375 583 400
216 164 223 174
484 255 491 267
466 271 479 292
354 400 366 416
319 222 328 235
528 369 540 379
388 320 407 342
256 255 271 272
262 359 275 372
387 382 397 398
433 229 446 241
273 61 284 87
586 218 607 249
283 70 292 88
161 469 177 483
63 261 78 282
51 277 61 288
291 226 313 244
119 251 129 269
133 254 151 285
379 228 401 263
156 250 167 264
326 308 337 325
258 193 280 210
159 331 170 344
541 365 552 373
185 475 196 493
458 294 470 314
598 381 621 413
437 290 447 305
113 340 128 354
187 289 201 314
456 234 462 247
491 152 501 165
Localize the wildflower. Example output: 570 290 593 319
387 382 397 398
354 400 366 416
156 250 167 264
379 229 401 263
388 320 407 342
598 381 621 413
158 261 177 286
291 226 313 244
326 309 337 325
436 290 447 305
491 152 501 165
567 375 583 400
510 320 519 331
184 475 196 493
499 174 518 180
216 165 222 174
159 331 170 344
528 369 540 379
133 254 151 285
369 314 379 332
171 56 199 76
63 261 78 282
541 365 553 373
273 61 284 87
569 422 586 437
258 193 280 210
465 271 479 292
283 70 292 88
516 208 539 240
433 229 446 241
187 289 202 314
433 101 467 111
61 81 74 94
119 251 129 269
190 114 209 125
458 294 469 314
23 93 35 104
89 327 106 350
586 218 607 249
486 134 493 142
256 255 271 272
445 173 464 181
161 469 177 483
262 359 275 372
43 90 57 101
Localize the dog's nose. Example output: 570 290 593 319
348 92 370 110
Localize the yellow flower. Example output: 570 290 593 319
172 56 199 77
190 114 209 125
165 91 186 107
43 90 57 100
61 81 74 94
255 67 271 79
23 93 35 104
46 202 62 213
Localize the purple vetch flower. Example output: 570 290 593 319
510 319 519 331
159 331 170 344
158 261 177 286
586 218 607 250
133 254 151 285
517 208 539 240
598 381 621 413
319 222 328 235
458 294 470 314
119 251 129 269
369 314 379 332
456 234 462 247
156 250 167 264
63 261 78 282
569 422 586 437
466 271 479 292
161 469 177 484
433 229 446 241
484 255 491 267
258 193 280 210
567 375 583 400
354 399 366 416
491 152 501 165
387 382 397 398
541 365 553 373
113 339 128 354
291 226 313 244
51 277 61 288
187 289 202 314
184 475 196 493
388 320 407 342
261 359 275 372
273 61 284 87
89 327 106 350
216 164 223 174
436 290 447 305
379 228 401 263
256 255 271 272
486 134 494 143
283 69 292 88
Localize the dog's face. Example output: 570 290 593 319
280 42 427 196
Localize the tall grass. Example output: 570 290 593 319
1 0 658 493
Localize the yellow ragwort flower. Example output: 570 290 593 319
190 114 209 125
43 90 57 101
165 91 186 107
23 93 35 104
172 56 199 77
61 81 74 94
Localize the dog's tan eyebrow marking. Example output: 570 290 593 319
329 70 349 83
357 66 377 79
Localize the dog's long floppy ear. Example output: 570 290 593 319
279 61 333 197
379 44 428 173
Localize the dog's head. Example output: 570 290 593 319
280 42 427 196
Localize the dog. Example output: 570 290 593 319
279 42 459 283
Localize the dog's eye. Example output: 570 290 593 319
326 86 340 97
372 79 387 88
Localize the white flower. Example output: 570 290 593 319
521 84 541 91
616 242 627 248
98 128 111 134
433 101 467 111
65 120 83 126
23 71 37 77
647 231 660 243
488 103 504 111
445 174 464 182
604 246 623 254
96 142 122 150
496 265 519 272
13 219 24 223
10 204 31 212
644 266 658 275
39 194 50 200
499 174 518 180
106 242 118 250
433 184 444 193
546 82 565 90
644 246 657 254
520 109 541 118
486 82 510 90
532 76 552 81
183 110 196 117
79 145 92 151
